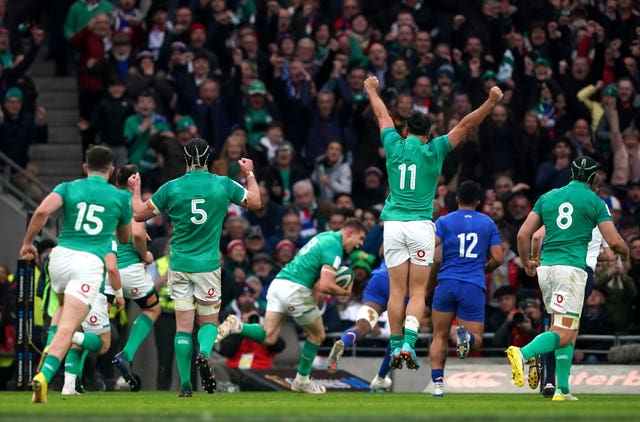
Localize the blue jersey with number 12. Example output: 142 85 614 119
435 210 501 289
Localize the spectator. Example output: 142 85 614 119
244 226 266 258
486 230 522 320
101 30 136 81
305 90 346 166
221 215 250 251
80 76 133 171
273 238 296 270
0 86 47 200
535 137 573 194
191 78 231 154
68 12 111 154
609 105 640 188
249 252 277 301
594 259 637 335
149 115 198 184
0 304 15 390
255 121 284 166
257 141 308 206
310 140 351 203
63 0 114 41
172 51 214 115
224 239 251 285
123 89 171 189
290 179 327 238
478 103 527 186
352 166 386 212
574 287 616 364
492 297 544 349
217 284 285 373
0 26 44 104
125 50 175 117
210 135 248 183
0 264 14 314
240 80 277 149
265 211 308 254
246 183 285 239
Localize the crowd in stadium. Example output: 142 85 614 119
1 0 640 391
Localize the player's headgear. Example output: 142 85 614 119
570 155 598 185
184 137 210 169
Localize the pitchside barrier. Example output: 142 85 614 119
15 259 35 391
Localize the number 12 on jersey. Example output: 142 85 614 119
398 163 416 190
457 232 478 258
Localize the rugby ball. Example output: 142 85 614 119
334 266 355 289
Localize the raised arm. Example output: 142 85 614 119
364 76 394 132
128 172 156 223
447 85 503 149
239 158 261 211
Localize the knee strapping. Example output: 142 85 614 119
357 305 380 330
173 298 196 311
552 314 580 330
196 302 220 316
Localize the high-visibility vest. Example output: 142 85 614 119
155 256 174 312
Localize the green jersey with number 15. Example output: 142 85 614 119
277 231 343 289
150 170 246 273
53 175 132 262
533 181 611 269
380 127 451 221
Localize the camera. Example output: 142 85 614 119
248 313 260 324
18 21 36 37
512 309 531 325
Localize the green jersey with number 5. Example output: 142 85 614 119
277 231 343 289
53 175 132 262
150 169 246 272
380 127 451 221
533 180 611 269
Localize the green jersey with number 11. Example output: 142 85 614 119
150 170 246 273
380 127 451 221
533 181 611 269
53 175 132 262
277 231 343 289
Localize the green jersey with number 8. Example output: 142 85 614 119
277 231 343 289
150 169 246 272
53 175 132 262
380 127 451 221
533 180 611 269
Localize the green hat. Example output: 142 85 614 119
4 87 23 102
349 250 376 274
481 70 498 82
534 57 551 67
603 84 617 98
248 80 266 96
176 115 195 132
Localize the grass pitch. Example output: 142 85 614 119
1 392 639 421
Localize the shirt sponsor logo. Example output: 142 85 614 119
207 288 215 297
131 287 139 295
81 284 90 293
89 316 98 325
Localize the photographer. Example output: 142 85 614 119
492 297 544 348
217 284 286 370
